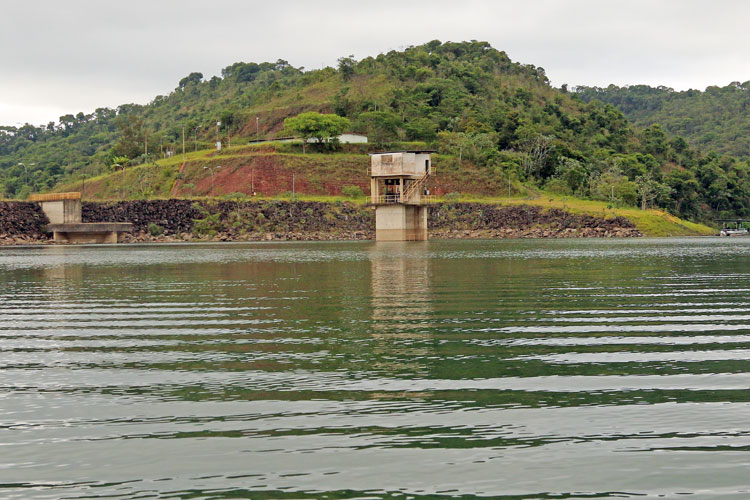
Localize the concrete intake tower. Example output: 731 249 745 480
369 151 434 241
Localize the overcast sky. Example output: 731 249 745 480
2 0 750 127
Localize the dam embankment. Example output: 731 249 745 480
0 199 641 245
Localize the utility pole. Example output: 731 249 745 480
256 116 259 139
114 163 125 199
251 168 254 195
182 125 186 161
204 165 221 197
17 162 33 187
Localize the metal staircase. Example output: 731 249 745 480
402 168 432 203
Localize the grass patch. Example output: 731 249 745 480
440 193 716 237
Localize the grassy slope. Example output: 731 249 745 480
465 195 715 237
52 144 715 237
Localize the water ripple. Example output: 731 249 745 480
2 239 750 499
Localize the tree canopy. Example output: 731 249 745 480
283 112 350 152
575 83 750 160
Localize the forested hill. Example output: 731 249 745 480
574 83 750 159
2 40 750 222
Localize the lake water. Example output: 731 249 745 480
2 238 750 499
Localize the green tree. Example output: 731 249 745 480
635 173 671 210
355 111 400 147
112 115 145 160
437 131 499 166
337 55 356 81
178 72 203 89
592 167 639 206
221 62 260 82
556 158 589 196
110 156 130 171
283 112 350 153
666 169 701 217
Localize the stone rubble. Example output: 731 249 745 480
0 200 643 245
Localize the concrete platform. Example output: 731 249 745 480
46 223 133 244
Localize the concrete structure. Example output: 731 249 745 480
369 151 434 241
30 192 82 224
305 133 368 144
47 223 134 243
335 133 368 144
249 134 368 145
30 192 133 244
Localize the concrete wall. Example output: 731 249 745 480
407 205 428 241
371 152 421 177
40 199 81 224
415 153 432 175
304 134 368 144
53 231 119 244
375 204 427 241
338 134 368 144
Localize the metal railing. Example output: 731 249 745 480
368 166 436 205
371 194 403 204
370 194 435 205
402 171 430 202
368 166 436 177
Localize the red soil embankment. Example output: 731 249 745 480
174 153 370 197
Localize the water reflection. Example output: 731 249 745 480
3 240 750 499
370 242 432 377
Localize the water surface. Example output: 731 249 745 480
2 238 750 499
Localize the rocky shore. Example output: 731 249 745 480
0 199 642 245
0 201 49 244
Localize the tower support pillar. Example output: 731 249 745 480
375 204 427 241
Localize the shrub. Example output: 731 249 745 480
341 185 364 198
147 223 164 236
544 178 572 195
278 191 298 200
221 192 248 200
192 203 223 237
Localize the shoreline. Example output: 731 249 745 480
1 227 642 246
0 199 660 246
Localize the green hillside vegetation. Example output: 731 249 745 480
575 83 750 159
2 40 749 224
49 141 714 237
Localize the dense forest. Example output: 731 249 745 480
575 83 750 159
2 40 749 222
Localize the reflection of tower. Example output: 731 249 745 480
369 151 433 241
40 261 85 328
42 262 84 300
370 242 433 376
